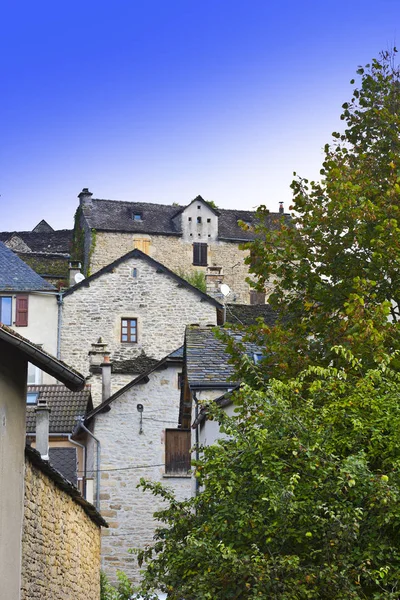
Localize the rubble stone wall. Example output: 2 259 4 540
21 458 102 600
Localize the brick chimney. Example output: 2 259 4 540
35 398 51 460
78 188 93 207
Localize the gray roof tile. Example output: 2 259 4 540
226 303 277 326
0 242 56 291
26 384 92 434
0 229 72 254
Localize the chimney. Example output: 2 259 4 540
78 188 93 207
102 353 112 402
35 398 51 460
68 260 82 287
89 338 108 369
279 202 284 215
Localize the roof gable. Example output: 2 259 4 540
63 248 223 308
32 220 54 233
0 241 56 292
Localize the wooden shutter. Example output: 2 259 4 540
133 239 150 255
15 295 28 326
165 429 191 474
193 243 207 266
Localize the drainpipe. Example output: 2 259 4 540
76 416 101 510
56 292 63 359
67 434 87 497
193 390 200 496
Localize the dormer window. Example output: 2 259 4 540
132 213 142 221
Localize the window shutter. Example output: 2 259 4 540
15 295 28 326
165 429 191 474
200 243 207 266
193 243 208 266
133 239 150 255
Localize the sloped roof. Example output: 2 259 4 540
32 219 54 233
81 194 287 242
185 326 260 389
26 384 92 434
0 324 85 391
86 346 183 421
0 241 56 291
225 303 277 326
0 229 72 254
63 247 223 308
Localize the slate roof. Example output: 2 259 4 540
82 194 287 242
226 303 277 326
0 241 56 292
86 346 183 421
185 326 260 389
26 385 92 434
49 447 78 486
0 229 72 254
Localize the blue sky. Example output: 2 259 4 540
0 0 398 230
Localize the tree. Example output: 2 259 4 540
131 52 400 599
133 354 400 599
235 49 400 380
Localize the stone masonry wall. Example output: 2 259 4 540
21 458 102 600
90 231 254 304
60 254 217 398
95 363 191 584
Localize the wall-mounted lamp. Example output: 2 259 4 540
137 404 144 434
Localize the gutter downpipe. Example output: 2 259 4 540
193 390 200 496
76 416 101 510
57 292 63 359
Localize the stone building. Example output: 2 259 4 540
60 247 222 406
85 347 190 583
73 188 286 304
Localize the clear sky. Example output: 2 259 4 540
0 0 398 231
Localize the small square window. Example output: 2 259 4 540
197 217 202 224
27 392 39 405
132 213 142 221
197 205 201 209
188 217 192 222
121 318 138 343
207 218 211 223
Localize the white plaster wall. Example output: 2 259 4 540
94 363 190 584
0 344 27 600
180 200 218 242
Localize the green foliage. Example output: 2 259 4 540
100 570 134 600
176 268 207 293
133 356 400 599
71 206 85 265
238 49 400 379
87 228 97 277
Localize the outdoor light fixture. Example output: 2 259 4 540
137 404 144 434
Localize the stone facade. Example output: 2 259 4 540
89 231 256 304
60 252 218 405
93 362 190 584
21 455 102 600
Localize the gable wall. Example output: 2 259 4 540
60 256 216 399
89 231 254 304
94 362 190 584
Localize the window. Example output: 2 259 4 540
188 217 192 222
177 372 183 389
26 392 39 405
0 296 12 325
133 238 150 255
197 205 201 209
27 362 42 384
253 352 263 364
197 216 202 223
165 429 191 474
15 295 28 326
193 243 207 266
132 268 138 278
121 318 137 343
132 213 142 221
250 291 266 305
207 218 211 223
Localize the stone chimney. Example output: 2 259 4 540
78 188 93 207
102 354 112 402
35 398 51 460
89 338 108 370
68 261 82 287
279 202 284 215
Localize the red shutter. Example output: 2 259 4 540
15 295 28 327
